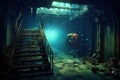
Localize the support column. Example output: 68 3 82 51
0 9 7 54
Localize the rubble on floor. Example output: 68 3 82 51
35 49 119 80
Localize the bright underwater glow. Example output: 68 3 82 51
52 1 71 8
45 28 59 43
36 2 88 16
44 25 66 49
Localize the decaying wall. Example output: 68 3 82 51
95 10 120 61
6 14 12 47
104 25 115 61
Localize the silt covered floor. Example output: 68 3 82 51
21 48 118 80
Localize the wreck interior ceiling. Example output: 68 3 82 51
9 0 119 8
4 0 119 16
36 3 88 16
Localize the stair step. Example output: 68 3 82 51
13 58 47 62
17 37 39 40
16 40 38 43
16 44 44 47
16 48 40 51
16 41 43 45
16 46 40 49
22 29 39 32
13 63 50 69
14 53 47 57
17 37 42 41
18 37 33 39
10 71 53 78
16 50 44 53
16 43 38 45
17 42 39 44
19 71 53 76
16 43 42 46
20 34 41 36
16 47 39 50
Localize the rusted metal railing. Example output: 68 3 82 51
39 23 54 73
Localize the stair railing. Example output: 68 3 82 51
15 20 23 39
10 18 23 66
39 23 54 73
4 12 23 69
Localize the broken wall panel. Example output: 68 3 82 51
6 14 12 47
104 25 115 61
5 10 17 47
114 15 120 59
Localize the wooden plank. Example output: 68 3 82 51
16 49 44 53
14 53 47 57
13 58 47 62
13 63 50 69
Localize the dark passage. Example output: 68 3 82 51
0 0 120 80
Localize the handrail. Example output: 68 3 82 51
16 20 23 39
10 17 23 66
39 22 54 73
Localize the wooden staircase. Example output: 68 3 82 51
10 29 53 79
